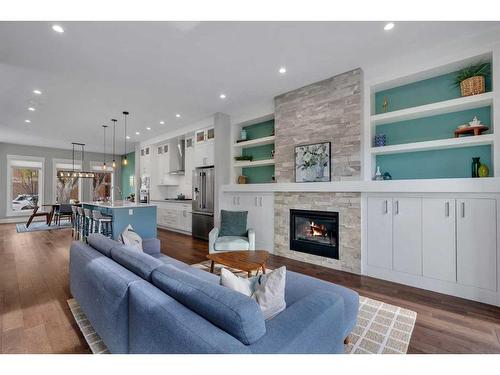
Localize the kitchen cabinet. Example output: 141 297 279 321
140 146 152 176
392 197 422 276
156 202 192 233
194 142 214 167
456 198 497 291
366 197 393 270
422 198 456 282
220 192 274 251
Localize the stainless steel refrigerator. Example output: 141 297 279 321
192 167 214 240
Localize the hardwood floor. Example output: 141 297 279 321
1 223 499 353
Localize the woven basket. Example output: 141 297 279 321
460 76 485 97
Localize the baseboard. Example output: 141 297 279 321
0 216 45 224
157 225 192 236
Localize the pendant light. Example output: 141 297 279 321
57 143 95 179
111 118 117 168
122 111 129 166
102 125 108 170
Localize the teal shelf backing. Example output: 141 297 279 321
375 64 492 114
242 119 275 140
242 144 275 161
241 165 275 184
121 151 136 197
376 106 492 145
376 145 492 180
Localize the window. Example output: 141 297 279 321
91 172 112 201
7 156 44 216
54 161 82 203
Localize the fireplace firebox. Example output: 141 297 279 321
289 209 339 259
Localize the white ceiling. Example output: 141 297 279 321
1 21 499 154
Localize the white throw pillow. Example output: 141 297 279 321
119 224 143 251
220 266 286 320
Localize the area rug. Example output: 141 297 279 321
16 221 72 233
67 299 109 354
68 263 416 354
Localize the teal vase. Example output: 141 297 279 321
471 157 481 178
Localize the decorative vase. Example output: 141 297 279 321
240 129 247 141
374 166 383 181
374 134 386 147
471 157 481 178
478 163 489 178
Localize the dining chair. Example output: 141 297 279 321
54 203 73 226
25 206 50 228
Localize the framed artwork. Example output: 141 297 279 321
294 142 331 182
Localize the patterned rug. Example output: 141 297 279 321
16 221 71 233
68 262 416 354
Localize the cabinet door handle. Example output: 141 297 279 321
255 197 258 206
461 202 465 218
384 200 388 214
395 200 399 215
237 196 240 205
445 201 450 217
259 197 262 207
233 196 236 205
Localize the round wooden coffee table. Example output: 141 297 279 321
207 250 270 277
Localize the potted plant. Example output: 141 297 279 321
453 62 490 97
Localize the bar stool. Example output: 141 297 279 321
92 210 113 238
71 205 79 239
76 207 86 241
83 208 94 238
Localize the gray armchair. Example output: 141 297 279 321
208 210 255 254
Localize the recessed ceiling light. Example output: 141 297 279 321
159 120 165 124
384 22 395 31
25 119 31 123
52 24 64 33
33 89 42 95
279 67 287 74
126 135 131 140
175 114 181 118
135 131 140 135
146 127 151 130
28 107 35 111
219 93 227 99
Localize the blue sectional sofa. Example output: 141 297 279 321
69 233 359 354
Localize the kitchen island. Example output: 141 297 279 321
81 201 157 240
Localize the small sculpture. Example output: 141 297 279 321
469 116 481 127
382 97 389 113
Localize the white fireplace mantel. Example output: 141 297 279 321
222 177 500 194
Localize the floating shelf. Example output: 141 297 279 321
370 134 495 156
371 92 494 126
233 158 276 168
233 135 275 148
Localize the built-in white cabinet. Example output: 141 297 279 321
367 197 393 269
422 198 456 282
140 146 152 176
365 194 498 306
157 202 192 233
393 198 422 276
194 127 215 167
220 192 274 252
456 198 497 291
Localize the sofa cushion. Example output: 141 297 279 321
151 264 266 345
110 245 163 281
214 236 250 251
219 210 248 237
87 233 120 257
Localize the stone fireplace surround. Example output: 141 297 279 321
272 68 362 274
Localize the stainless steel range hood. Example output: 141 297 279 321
169 138 185 175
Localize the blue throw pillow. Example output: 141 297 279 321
219 210 248 237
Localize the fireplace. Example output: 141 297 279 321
289 209 339 259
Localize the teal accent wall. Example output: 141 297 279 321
242 166 275 184
375 65 492 114
121 151 136 198
376 106 492 145
376 145 492 180
242 119 275 140
238 119 275 184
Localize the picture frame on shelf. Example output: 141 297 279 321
294 142 331 183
